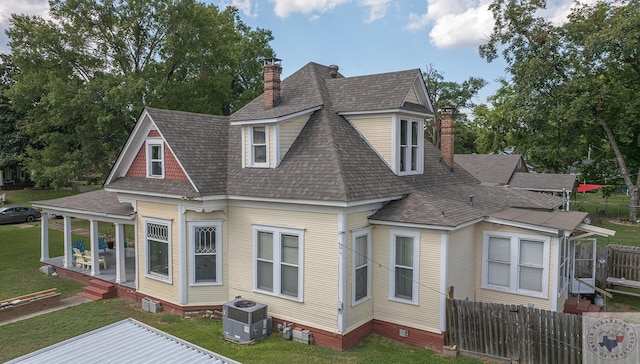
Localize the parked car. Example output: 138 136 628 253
0 206 41 224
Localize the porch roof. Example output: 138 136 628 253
488 208 589 233
6 318 239 364
31 189 135 222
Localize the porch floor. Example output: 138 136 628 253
42 247 136 289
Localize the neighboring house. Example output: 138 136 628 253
34 59 614 352
455 153 577 194
0 164 28 190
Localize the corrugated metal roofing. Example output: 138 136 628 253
6 318 239 364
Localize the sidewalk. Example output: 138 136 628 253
0 295 91 327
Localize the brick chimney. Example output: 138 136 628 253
263 57 282 109
440 106 455 170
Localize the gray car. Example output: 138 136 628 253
0 206 42 224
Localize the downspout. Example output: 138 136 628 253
337 210 347 334
179 206 188 305
439 232 449 332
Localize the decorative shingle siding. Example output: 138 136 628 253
124 141 188 180
126 142 147 178
164 145 188 180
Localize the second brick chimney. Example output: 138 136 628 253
440 106 455 170
263 57 282 109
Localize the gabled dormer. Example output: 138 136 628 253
328 69 434 176
230 59 324 169
105 108 191 186
236 111 314 169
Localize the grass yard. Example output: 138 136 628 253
0 222 477 363
571 192 640 247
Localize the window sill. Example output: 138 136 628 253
352 296 371 307
253 288 303 303
388 296 419 306
481 284 548 300
144 273 172 284
190 282 222 287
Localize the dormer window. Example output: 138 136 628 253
250 125 269 167
147 139 164 178
398 118 423 175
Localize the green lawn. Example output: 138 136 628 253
571 193 640 247
0 221 477 363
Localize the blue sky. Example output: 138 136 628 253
0 0 585 104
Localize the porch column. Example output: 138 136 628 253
63 216 73 268
115 223 126 284
89 220 100 276
40 212 49 261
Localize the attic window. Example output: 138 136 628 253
146 139 164 178
398 118 423 175
250 126 269 167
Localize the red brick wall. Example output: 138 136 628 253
373 319 445 352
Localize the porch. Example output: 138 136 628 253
42 247 137 289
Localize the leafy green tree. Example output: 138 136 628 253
0 55 28 173
422 64 487 153
6 0 274 187
480 0 640 220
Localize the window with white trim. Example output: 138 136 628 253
254 225 304 300
482 231 549 298
190 221 222 285
251 126 268 167
145 218 171 281
389 230 420 304
146 140 164 178
352 228 371 305
397 118 423 175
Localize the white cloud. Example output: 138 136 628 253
408 0 589 49
0 0 49 53
269 0 389 22
270 0 350 18
218 0 260 17
429 3 494 48
359 0 390 23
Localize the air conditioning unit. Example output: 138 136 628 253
222 297 272 343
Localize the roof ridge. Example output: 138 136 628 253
311 66 351 200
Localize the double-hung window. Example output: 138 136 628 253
398 118 422 175
145 218 171 282
389 230 420 304
254 225 304 301
190 221 222 285
482 231 549 298
147 139 164 178
352 229 371 305
251 126 268 167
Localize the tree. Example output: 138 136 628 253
422 65 487 153
480 0 640 220
5 0 274 187
0 55 28 173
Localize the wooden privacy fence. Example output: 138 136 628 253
446 299 583 364
607 244 640 281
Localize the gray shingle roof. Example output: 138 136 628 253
230 62 330 122
509 172 577 192
454 154 525 185
146 107 228 195
107 176 198 196
326 69 429 114
95 61 567 228
6 318 238 364
31 189 134 218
